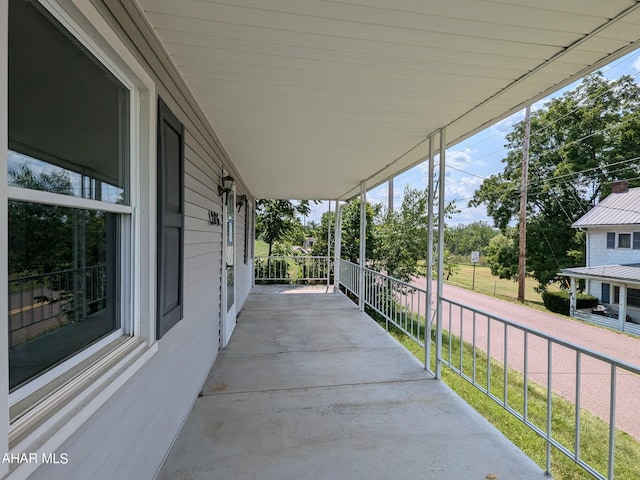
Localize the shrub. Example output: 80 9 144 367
542 290 598 315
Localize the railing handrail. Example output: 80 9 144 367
254 255 330 283
9 263 107 283
442 296 640 375
338 257 640 375
255 255 329 259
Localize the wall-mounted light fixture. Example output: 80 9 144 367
217 175 234 196
236 194 247 212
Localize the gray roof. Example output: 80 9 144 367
561 263 640 284
572 188 640 228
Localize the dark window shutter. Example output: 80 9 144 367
606 232 615 249
601 283 610 304
157 98 184 339
633 232 640 250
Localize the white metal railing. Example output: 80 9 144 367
337 258 640 480
338 258 359 296
254 256 329 283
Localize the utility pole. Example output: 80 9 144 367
518 105 531 303
388 178 394 212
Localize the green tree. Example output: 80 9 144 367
375 186 458 282
339 198 380 264
446 221 498 257
484 228 519 281
470 72 640 289
255 199 311 256
310 210 335 258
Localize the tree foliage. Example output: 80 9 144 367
484 228 519 281
255 199 310 256
338 198 380 263
375 186 458 282
446 221 498 257
470 72 640 289
310 210 335 257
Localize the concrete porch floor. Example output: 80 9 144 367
157 285 544 480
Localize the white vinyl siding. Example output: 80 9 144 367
588 228 640 267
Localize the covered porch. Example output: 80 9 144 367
158 285 542 479
563 265 640 336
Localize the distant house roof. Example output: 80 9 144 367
561 264 640 285
572 187 640 228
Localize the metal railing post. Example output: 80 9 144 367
358 181 367 311
334 200 341 292
436 128 446 379
327 201 332 290
426 133 435 371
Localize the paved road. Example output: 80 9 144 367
411 277 640 440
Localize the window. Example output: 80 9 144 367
7 0 132 391
607 232 616 249
629 288 640 308
618 233 631 249
634 232 640 250
602 283 610 304
614 287 640 308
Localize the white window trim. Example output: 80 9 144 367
7 186 133 214
4 0 158 472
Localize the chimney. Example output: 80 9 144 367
612 180 629 194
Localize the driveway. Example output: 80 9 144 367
411 277 640 440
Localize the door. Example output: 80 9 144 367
222 185 236 347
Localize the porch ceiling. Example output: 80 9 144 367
138 0 640 200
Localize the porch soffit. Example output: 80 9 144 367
137 0 640 200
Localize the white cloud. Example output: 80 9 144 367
449 204 492 226
446 148 474 168
632 56 640 72
445 176 483 203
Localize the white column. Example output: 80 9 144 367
425 134 435 371
333 200 341 292
619 284 627 331
569 277 577 317
358 182 367 311
436 128 446 379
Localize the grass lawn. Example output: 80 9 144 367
445 263 561 311
254 239 269 256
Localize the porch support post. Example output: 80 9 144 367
569 277 577 317
334 200 341 293
619 284 627 331
436 128 446 380
425 134 435 371
359 181 367 311
327 201 332 289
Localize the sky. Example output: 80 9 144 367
305 47 640 227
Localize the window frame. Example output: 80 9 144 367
5 0 157 411
618 232 632 249
606 232 616 249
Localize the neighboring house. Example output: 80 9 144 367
562 181 640 335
